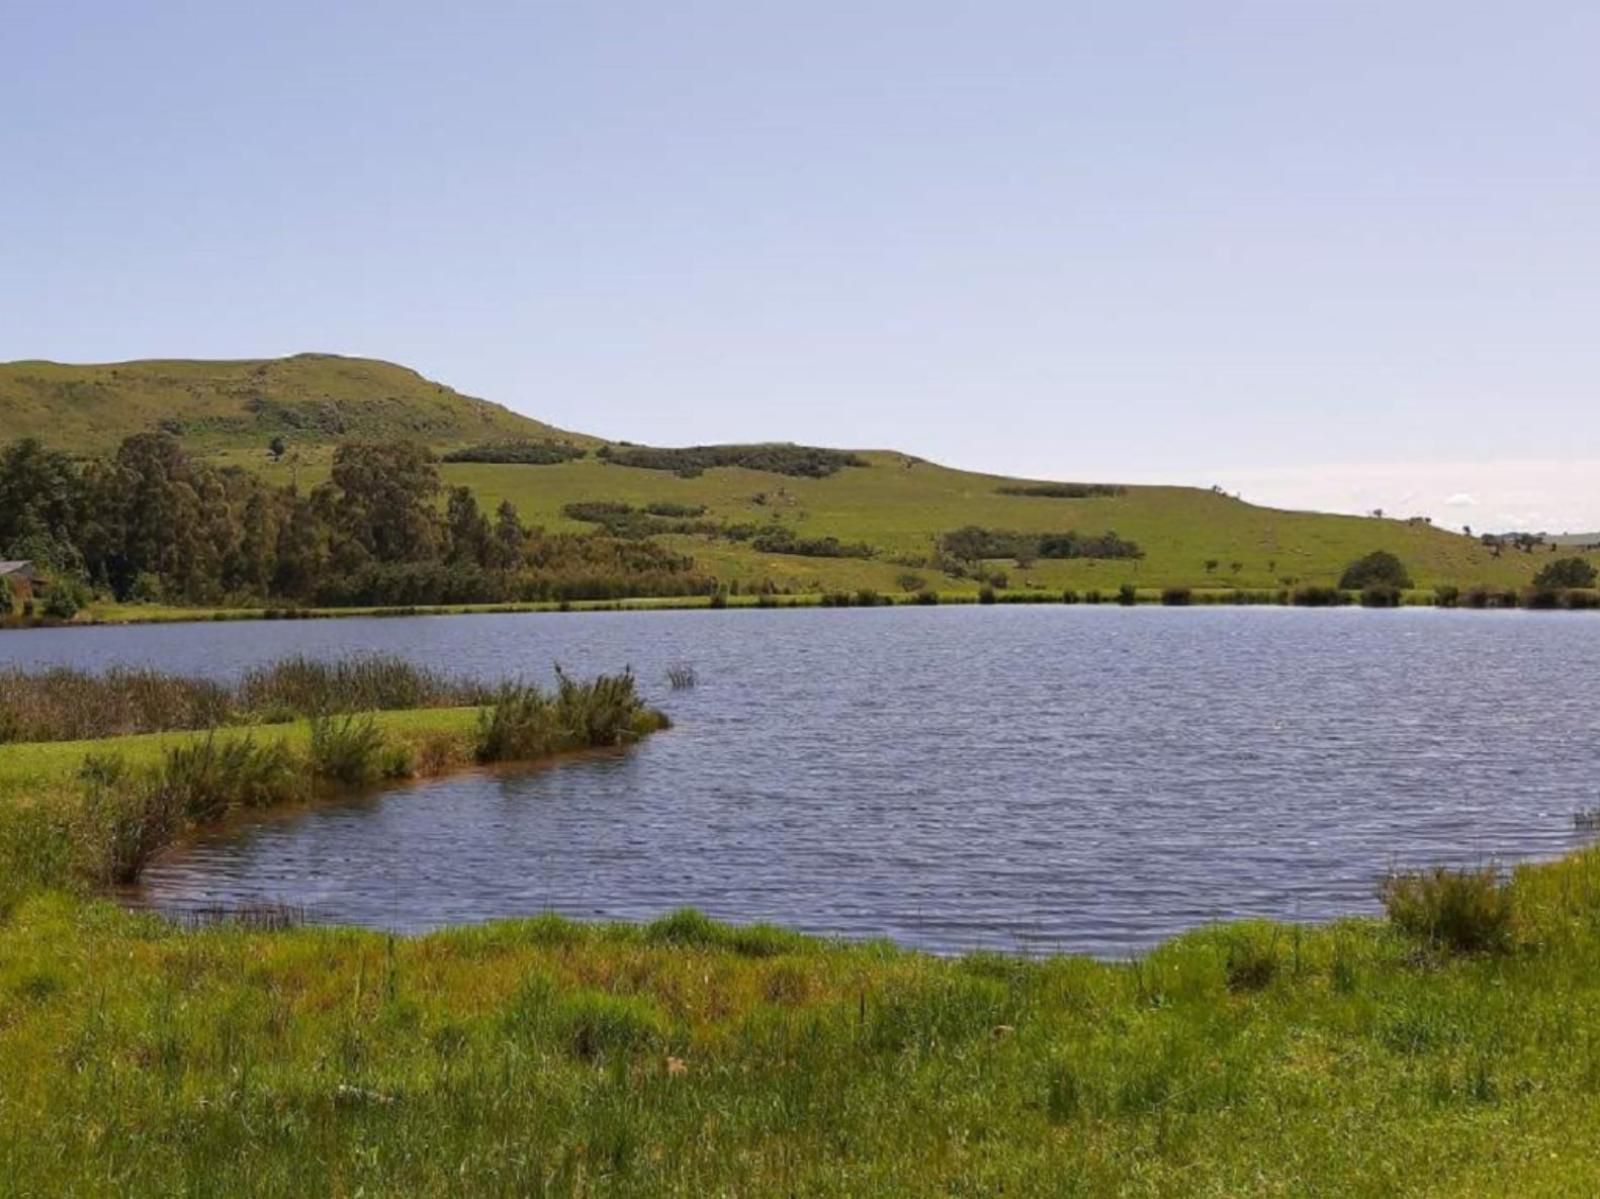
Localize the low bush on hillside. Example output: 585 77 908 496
1338 551 1414 591
1160 587 1192 606
750 527 876 559
1533 556 1598 590
442 440 587 465
597 443 867 478
995 482 1127 499
939 526 1143 567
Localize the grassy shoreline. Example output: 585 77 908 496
2 846 1599 1193
2 583 1595 629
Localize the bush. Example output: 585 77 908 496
41 576 89 620
1339 551 1413 591
1533 557 1598 590
1359 583 1402 608
896 572 927 593
1434 584 1460 608
598 442 866 478
1117 584 1137 606
1522 586 1562 610
442 439 586 465
1061 589 1079 604
855 589 883 607
1292 586 1346 607
1380 866 1514 954
1160 587 1192 606
915 589 938 605
309 714 392 786
978 586 997 605
994 482 1126 498
1562 589 1600 610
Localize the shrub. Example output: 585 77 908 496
995 482 1126 498
1380 866 1514 954
308 714 392 786
1060 589 1079 604
442 439 587 465
1160 587 1192 606
1434 584 1460 608
915 589 938 605
708 591 728 609
1562 589 1600 610
597 443 866 478
896 572 927 593
1117 584 1137 606
855 589 883 607
1522 586 1562 610
476 683 561 763
1533 557 1598 589
1359 583 1402 608
1084 589 1103 604
156 735 305 821
1292 586 1346 607
41 576 89 620
1339 551 1413 591
978 586 997 605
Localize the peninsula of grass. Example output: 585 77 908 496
0 656 669 897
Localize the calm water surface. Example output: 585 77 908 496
5 607 1597 955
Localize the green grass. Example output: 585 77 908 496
0 353 593 455
4 851 1600 1193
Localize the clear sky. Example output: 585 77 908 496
3 2 1597 531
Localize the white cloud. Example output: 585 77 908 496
1443 492 1479 507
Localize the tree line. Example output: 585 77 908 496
0 436 713 611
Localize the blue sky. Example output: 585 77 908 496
3 2 1597 530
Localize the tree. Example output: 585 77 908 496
1533 557 1598 590
1338 551 1413 591
445 486 491 568
1204 559 1219 574
269 435 287 462
488 501 526 571
322 442 443 564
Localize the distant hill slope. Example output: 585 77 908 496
3 353 1593 594
0 354 594 453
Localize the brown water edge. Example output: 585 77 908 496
115 742 642 925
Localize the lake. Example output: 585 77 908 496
4 606 1597 955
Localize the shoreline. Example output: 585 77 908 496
6 583 1599 630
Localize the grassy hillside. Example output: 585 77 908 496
0 353 593 454
5 354 1594 594
254 450 1584 594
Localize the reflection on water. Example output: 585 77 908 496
6 606 1598 955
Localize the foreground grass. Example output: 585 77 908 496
5 853 1600 1195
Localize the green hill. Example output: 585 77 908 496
3 354 1592 596
0 353 592 454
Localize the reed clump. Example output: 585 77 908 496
476 669 668 764
0 655 489 744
